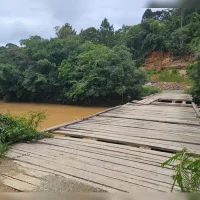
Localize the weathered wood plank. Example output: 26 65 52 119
9 144 180 192
13 160 118 192
101 112 200 126
9 148 174 192
82 118 200 134
66 123 200 143
7 150 162 192
51 137 173 158
54 129 200 154
62 128 200 152
37 140 170 165
2 176 36 191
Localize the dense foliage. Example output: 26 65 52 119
0 8 200 105
0 111 51 158
187 48 200 104
162 148 200 192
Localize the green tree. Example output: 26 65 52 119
0 64 24 101
99 18 115 47
63 42 146 105
55 23 76 39
80 27 100 44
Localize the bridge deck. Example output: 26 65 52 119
4 92 200 192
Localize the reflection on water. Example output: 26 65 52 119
0 101 107 130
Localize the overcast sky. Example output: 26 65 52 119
0 0 169 46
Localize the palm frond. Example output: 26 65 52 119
162 148 200 192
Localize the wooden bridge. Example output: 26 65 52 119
3 92 200 192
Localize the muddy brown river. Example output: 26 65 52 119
0 101 107 130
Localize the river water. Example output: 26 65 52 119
0 101 107 130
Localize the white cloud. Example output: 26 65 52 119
0 0 163 45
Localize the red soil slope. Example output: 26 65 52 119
143 52 195 70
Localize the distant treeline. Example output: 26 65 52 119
0 8 200 105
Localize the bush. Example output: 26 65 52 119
146 69 157 80
141 85 161 97
188 62 200 104
0 111 51 159
171 69 178 74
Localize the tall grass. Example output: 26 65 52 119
147 69 193 86
141 85 161 97
0 111 52 159
157 70 191 85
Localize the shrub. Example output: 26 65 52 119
171 69 178 74
141 85 161 97
0 111 51 159
188 62 200 104
146 69 157 80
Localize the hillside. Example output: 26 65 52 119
143 52 196 70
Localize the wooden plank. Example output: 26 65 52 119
88 116 200 128
107 112 197 120
2 173 41 186
111 107 196 115
101 112 198 123
54 129 200 154
13 160 119 192
74 120 200 136
51 137 173 158
60 128 200 152
151 102 192 107
83 118 200 134
67 122 200 141
12 143 172 174
9 147 178 191
65 123 200 144
136 95 160 105
101 112 200 126
20 168 50 178
116 107 196 114
122 104 194 111
112 110 196 118
6 150 163 192
3 176 36 191
9 148 175 191
38 139 170 165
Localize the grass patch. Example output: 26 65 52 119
142 85 162 97
157 71 191 85
147 69 193 86
0 111 52 159
146 69 157 80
